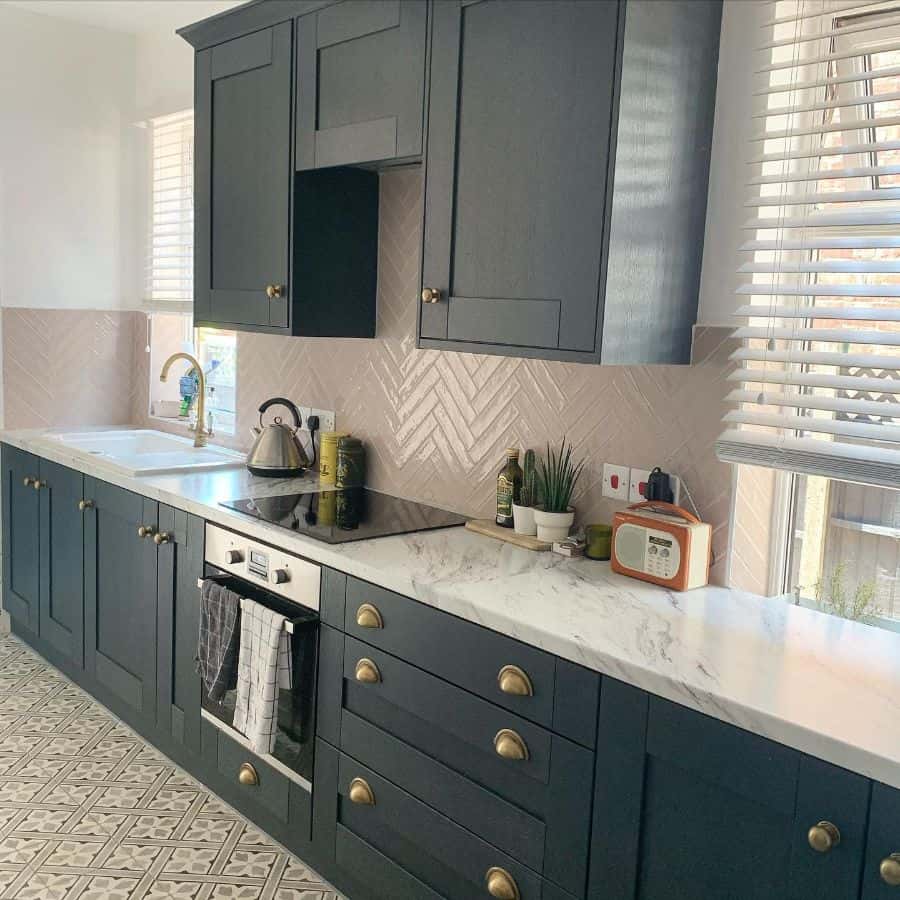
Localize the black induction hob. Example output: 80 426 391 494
220 488 467 544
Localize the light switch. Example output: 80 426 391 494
602 464 630 501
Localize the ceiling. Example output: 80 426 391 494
0 0 244 35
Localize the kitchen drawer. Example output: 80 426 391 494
341 709 546 873
216 729 290 824
335 826 445 900
341 637 592 895
338 752 543 900
343 575 598 745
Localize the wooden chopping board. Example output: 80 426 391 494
465 519 551 551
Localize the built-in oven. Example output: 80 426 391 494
200 523 322 791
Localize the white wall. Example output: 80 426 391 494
697 0 767 326
0 4 137 310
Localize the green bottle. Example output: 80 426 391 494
496 448 523 528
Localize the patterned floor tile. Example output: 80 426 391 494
78 875 139 899
145 881 202 899
164 846 218 874
0 636 343 899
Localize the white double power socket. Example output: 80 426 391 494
601 463 681 505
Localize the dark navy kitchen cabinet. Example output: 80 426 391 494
194 23 294 330
190 16 379 338
2 446 41 635
862 783 900 898
38 459 85 668
1 448 84 665
419 0 721 363
83 478 159 729
155 507 204 755
295 0 427 169
589 679 871 900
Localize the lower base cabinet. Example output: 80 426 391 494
589 679 872 900
6 449 900 900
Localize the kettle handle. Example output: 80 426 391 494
258 397 303 432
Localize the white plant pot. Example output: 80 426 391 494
512 504 537 536
534 508 575 542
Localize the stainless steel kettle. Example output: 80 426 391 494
246 398 311 477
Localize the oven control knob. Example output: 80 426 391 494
226 549 245 565
271 568 290 585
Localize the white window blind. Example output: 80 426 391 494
716 0 900 489
146 110 194 309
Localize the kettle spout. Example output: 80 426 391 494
250 426 261 437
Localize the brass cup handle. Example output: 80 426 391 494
237 762 259 786
153 531 171 546
348 777 375 806
881 854 900 887
265 284 284 299
356 603 384 629
137 525 155 538
421 287 441 304
497 665 533 697
494 729 529 761
355 658 381 684
808 821 841 854
78 499 94 511
22 476 34 487
485 867 520 900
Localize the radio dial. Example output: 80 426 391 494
226 549 245 565
271 568 290 585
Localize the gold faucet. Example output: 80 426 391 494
159 353 208 448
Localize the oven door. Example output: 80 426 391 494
199 567 319 788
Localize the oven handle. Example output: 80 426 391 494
197 576 319 634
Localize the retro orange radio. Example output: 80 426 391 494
611 501 711 591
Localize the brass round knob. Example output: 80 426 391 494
355 658 381 684
22 477 34 487
137 525 154 538
881 854 900 886
485 867 520 900
356 603 384 629
808 821 841 854
153 531 171 545
265 284 284 299
237 762 259 786
497 665 533 697
33 480 44 491
78 499 94 511
493 729 529 761
348 777 375 806
421 287 441 304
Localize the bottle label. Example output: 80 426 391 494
497 476 515 524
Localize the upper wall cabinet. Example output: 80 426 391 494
419 0 722 364
295 0 427 169
189 15 379 337
194 23 294 330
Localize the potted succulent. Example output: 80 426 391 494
513 448 538 536
534 439 585 542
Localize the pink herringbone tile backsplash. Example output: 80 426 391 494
3 168 736 585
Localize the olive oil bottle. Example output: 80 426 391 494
496 448 523 528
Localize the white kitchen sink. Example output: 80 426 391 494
44 429 245 476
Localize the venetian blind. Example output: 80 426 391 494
146 110 194 308
715 0 900 489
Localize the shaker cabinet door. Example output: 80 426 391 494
420 0 620 359
589 680 870 900
194 22 293 330
862 783 900 899
1 445 40 635
84 479 159 728
38 459 85 667
295 0 426 169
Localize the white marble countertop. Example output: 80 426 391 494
5 427 900 789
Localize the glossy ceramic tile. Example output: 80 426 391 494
0 636 339 900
